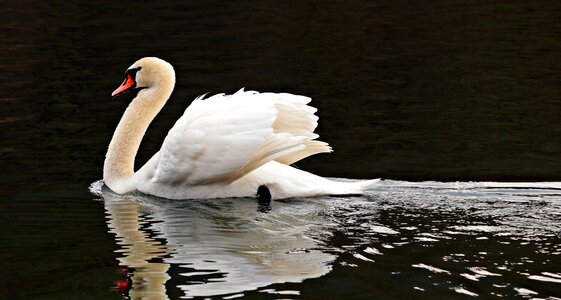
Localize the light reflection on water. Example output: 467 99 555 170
96 182 335 299
91 180 561 299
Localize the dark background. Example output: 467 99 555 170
2 0 561 188
1 0 560 299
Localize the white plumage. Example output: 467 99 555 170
104 57 379 199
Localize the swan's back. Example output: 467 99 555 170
136 89 333 199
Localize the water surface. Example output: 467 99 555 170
90 180 560 299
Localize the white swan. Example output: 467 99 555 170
104 57 379 199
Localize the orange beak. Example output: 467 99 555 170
111 74 136 97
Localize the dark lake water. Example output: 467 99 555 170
2 1 560 299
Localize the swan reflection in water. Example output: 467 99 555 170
96 180 561 299
100 183 337 299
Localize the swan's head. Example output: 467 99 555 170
112 57 175 97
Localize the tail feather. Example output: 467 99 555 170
334 178 380 195
354 178 381 191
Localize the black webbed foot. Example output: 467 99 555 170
256 185 272 213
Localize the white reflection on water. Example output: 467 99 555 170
93 181 336 298
91 180 561 299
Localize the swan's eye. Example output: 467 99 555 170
124 67 142 77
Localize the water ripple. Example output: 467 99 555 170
90 180 561 299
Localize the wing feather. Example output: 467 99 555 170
153 89 330 185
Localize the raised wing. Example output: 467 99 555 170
153 89 331 185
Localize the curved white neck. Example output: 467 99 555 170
103 76 175 193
